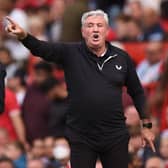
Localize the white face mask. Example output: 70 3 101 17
53 145 70 160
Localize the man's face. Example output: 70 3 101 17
81 15 108 49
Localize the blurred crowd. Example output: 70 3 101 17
0 0 168 168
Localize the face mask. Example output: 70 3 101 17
53 145 70 160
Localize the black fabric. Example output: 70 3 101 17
21 34 147 141
0 63 6 114
68 127 130 168
48 99 68 137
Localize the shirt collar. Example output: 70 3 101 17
81 41 118 62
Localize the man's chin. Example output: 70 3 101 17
90 41 101 48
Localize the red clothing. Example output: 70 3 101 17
15 0 53 9
0 89 20 140
151 88 168 131
160 93 168 131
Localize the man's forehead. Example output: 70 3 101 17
85 15 106 23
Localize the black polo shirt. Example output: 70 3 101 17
21 35 147 146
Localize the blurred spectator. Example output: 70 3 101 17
0 46 19 79
36 5 50 26
28 15 48 41
114 14 143 41
44 136 55 160
27 159 45 168
136 41 163 86
44 136 63 168
60 0 89 42
48 0 65 42
29 138 51 166
7 68 27 105
53 137 70 167
159 132 168 166
22 61 53 143
0 156 15 168
42 77 68 137
4 141 26 168
31 139 45 159
114 14 132 41
140 0 161 12
0 88 26 144
0 0 28 29
147 56 168 130
0 10 8 43
145 156 165 168
128 153 143 168
126 18 143 41
124 2 164 41
124 0 143 24
0 128 10 156
142 7 164 41
0 0 29 61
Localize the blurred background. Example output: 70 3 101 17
0 0 168 167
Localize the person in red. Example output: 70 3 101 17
147 56 168 131
0 88 26 144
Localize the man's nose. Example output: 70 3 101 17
93 25 99 31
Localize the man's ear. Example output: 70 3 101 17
81 27 85 38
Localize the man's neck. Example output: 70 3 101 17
89 44 107 57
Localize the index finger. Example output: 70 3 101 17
5 16 16 25
149 140 156 153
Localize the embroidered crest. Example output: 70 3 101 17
115 65 122 70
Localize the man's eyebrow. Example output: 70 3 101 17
86 22 103 25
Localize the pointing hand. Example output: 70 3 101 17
5 16 27 39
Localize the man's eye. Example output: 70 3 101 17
98 24 103 27
87 24 93 28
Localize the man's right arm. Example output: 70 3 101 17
20 34 64 63
5 16 64 63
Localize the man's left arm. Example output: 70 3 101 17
125 54 156 152
0 63 6 114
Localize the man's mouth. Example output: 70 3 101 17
92 34 99 41
93 34 99 39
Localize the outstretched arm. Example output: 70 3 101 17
5 16 64 63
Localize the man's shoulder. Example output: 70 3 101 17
110 43 127 55
57 41 82 50
109 43 130 60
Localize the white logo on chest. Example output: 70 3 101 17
115 65 122 70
